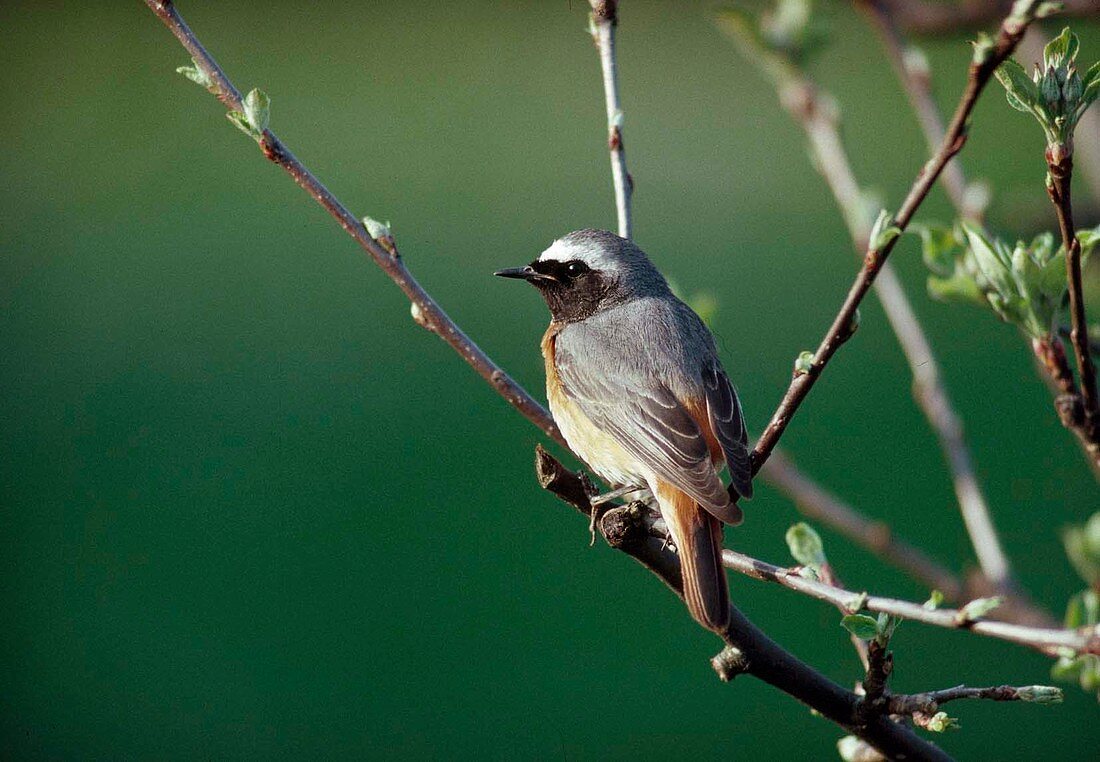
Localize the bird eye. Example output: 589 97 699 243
566 261 587 276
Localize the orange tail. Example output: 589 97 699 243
656 481 730 632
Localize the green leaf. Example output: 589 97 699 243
875 612 900 645
1063 512 1100 585
996 58 1041 113
924 712 960 733
1063 589 1099 628
1081 61 1100 112
869 209 901 251
1043 27 1077 70
176 58 214 91
793 350 815 376
226 110 253 137
961 223 1014 299
786 522 826 568
927 273 984 305
840 614 880 641
1036 1 1065 17
972 32 995 66
1051 653 1085 681
1079 224 1100 261
913 224 960 276
242 88 270 135
957 596 1004 622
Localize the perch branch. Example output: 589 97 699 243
588 0 633 239
142 0 564 450
535 447 951 761
538 451 1100 672
750 3 1042 472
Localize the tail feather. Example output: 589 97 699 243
656 480 730 632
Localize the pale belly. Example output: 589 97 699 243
547 380 649 490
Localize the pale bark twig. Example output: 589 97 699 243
588 0 633 239
777 72 1021 597
539 450 1100 659
750 5 1044 473
717 545 1100 657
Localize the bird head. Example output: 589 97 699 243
495 229 669 323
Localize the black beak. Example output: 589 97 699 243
494 265 558 283
494 265 536 280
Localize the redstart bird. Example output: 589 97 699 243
496 229 752 631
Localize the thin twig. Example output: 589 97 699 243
750 5 1042 471
889 683 1046 716
880 0 1100 34
777 68 1019 594
717 546 1100 657
142 0 564 450
588 0 632 239
535 447 951 761
1047 150 1100 463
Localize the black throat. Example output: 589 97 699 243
530 259 611 323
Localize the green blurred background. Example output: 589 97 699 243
2 1 1098 758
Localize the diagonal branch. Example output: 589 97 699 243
748 3 1044 472
775 64 1022 598
142 0 564 450
535 447 952 761
551 453 1099 656
588 0 633 239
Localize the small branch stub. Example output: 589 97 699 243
711 645 749 681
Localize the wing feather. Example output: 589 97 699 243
702 364 753 499
554 338 731 512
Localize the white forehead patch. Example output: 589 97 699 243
538 237 619 271
538 238 585 262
